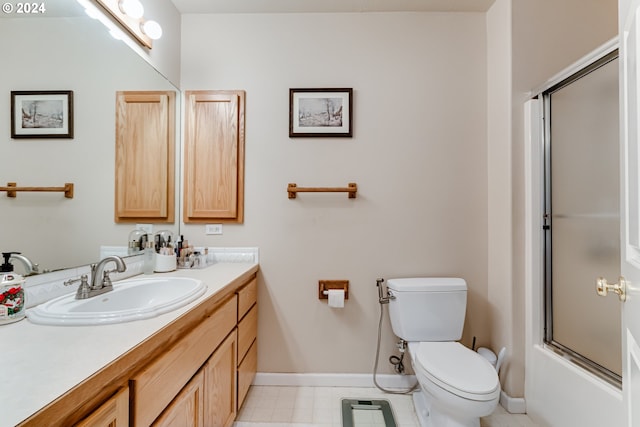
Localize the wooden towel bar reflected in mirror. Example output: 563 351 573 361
0 182 74 198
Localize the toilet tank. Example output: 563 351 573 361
386 278 467 341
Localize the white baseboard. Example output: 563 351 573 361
253 372 418 390
499 391 526 414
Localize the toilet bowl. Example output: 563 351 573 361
408 341 500 427
385 278 500 427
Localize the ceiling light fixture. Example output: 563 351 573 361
82 0 162 49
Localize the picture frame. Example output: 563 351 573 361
11 90 74 139
289 88 352 137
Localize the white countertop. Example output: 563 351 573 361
1 262 258 427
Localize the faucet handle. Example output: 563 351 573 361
64 275 85 287
64 275 91 299
101 270 114 288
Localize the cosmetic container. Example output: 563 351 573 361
128 228 147 254
142 241 155 275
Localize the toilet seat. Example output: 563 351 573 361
410 341 500 401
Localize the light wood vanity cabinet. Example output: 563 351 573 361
183 90 246 223
115 90 176 223
236 278 258 409
18 269 259 427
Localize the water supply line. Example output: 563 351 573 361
373 278 419 395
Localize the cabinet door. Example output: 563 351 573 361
75 387 128 427
115 91 175 222
152 370 204 427
204 330 238 427
237 340 257 410
184 90 245 223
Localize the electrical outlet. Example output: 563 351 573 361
205 224 223 235
136 223 153 234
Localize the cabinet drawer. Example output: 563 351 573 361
237 340 257 409
238 304 257 364
237 277 257 320
131 295 237 427
75 387 129 427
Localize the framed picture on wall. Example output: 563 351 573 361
11 90 74 139
289 88 353 137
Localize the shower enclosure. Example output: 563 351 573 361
542 50 621 384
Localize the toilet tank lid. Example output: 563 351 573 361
386 277 467 292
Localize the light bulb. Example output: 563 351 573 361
119 0 144 19
141 20 162 40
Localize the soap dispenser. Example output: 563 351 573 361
1 252 17 273
0 252 26 325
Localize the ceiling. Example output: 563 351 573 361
169 0 496 14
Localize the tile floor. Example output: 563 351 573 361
234 386 539 427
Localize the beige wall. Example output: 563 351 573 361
114 0 183 87
486 0 516 395
510 0 618 398
483 0 617 400
180 12 489 375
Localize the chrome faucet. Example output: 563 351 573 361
7 253 39 275
65 256 127 299
91 255 127 291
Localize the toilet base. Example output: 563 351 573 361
412 389 480 427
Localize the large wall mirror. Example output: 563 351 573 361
0 1 180 275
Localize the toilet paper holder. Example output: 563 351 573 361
319 280 349 300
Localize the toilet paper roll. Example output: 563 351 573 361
327 289 345 308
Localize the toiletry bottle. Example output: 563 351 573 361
0 253 26 324
143 241 155 275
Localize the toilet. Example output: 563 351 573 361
386 277 500 427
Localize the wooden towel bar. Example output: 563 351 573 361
0 182 74 198
287 183 357 199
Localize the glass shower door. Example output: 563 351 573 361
544 53 621 382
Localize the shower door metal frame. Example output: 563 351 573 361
541 48 621 387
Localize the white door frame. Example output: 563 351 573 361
618 0 640 424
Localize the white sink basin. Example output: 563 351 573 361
27 277 207 326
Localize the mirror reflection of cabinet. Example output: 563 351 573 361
115 91 176 223
184 90 246 223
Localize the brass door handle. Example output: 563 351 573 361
596 276 627 302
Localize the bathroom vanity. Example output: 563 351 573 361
2 262 258 427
